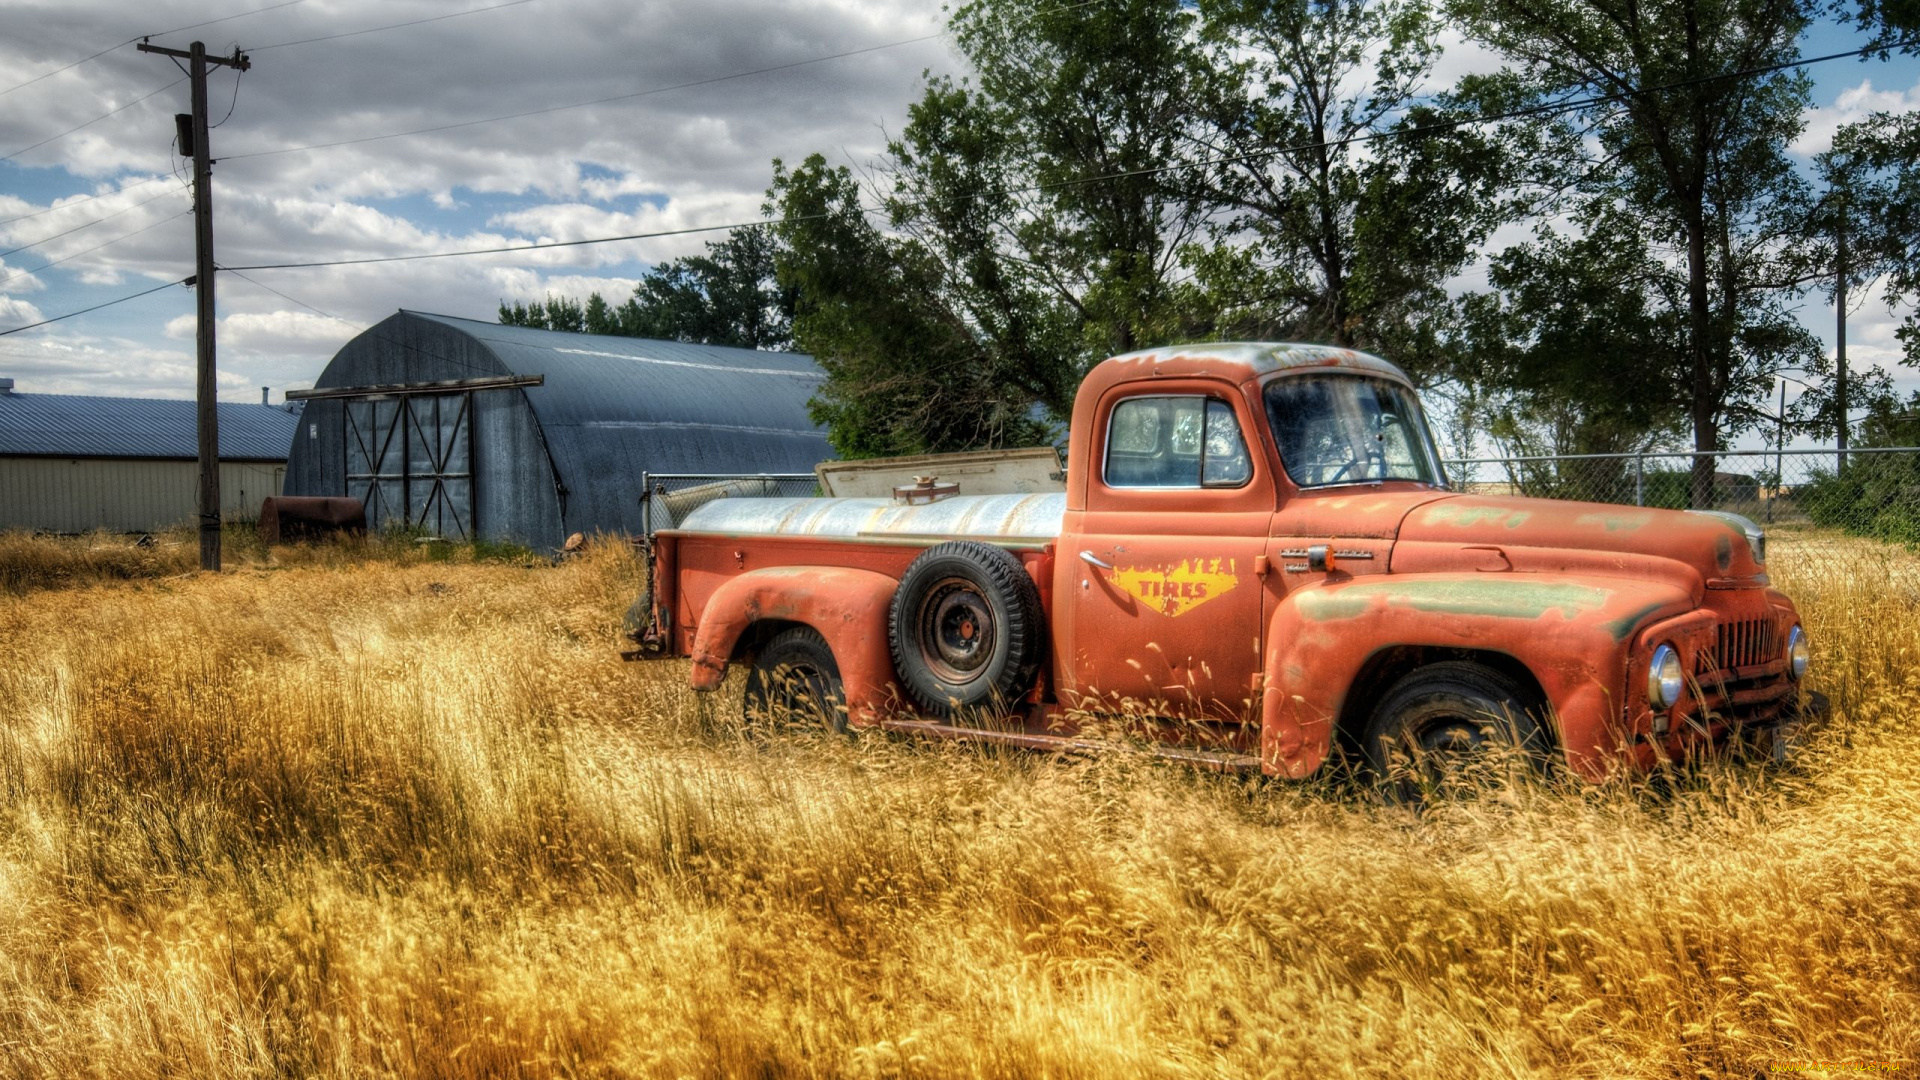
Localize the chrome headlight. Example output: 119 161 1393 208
1687 510 1766 567
1787 625 1809 680
1648 643 1684 709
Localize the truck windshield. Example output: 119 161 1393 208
1263 375 1446 489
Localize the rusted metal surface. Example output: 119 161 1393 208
674 492 1066 545
628 339 1810 783
650 476 793 531
817 447 1065 497
686 565 902 725
892 476 961 504
1096 342 1413 382
256 496 365 543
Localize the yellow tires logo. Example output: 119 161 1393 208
1113 558 1240 617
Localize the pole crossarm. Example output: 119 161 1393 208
135 41 251 71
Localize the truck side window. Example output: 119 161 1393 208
1105 396 1251 488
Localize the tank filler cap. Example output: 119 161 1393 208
894 475 961 505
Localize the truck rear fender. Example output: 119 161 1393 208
1260 573 1693 780
687 566 902 725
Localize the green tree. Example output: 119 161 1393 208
1188 0 1512 376
1818 102 1920 387
498 294 586 332
768 0 1209 455
497 226 793 349
1447 0 1827 506
769 156 1058 457
615 225 794 349
1462 207 1692 459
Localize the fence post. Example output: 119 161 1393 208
1634 454 1645 507
640 471 651 537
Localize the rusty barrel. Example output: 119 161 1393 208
257 496 367 544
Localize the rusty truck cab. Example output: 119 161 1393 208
1062 343 1809 778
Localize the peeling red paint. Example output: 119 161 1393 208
633 343 1810 781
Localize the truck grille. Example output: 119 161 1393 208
1692 615 1791 727
1700 617 1777 673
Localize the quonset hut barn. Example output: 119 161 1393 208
282 310 830 551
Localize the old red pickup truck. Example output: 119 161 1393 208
625 343 1817 782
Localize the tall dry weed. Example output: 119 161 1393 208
0 534 1914 1078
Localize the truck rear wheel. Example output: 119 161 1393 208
1362 661 1549 799
889 541 1045 718
742 626 848 734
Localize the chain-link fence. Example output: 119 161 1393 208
1442 448 1920 588
640 472 818 535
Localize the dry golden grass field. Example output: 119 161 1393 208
0 528 1916 1079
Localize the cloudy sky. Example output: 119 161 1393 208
0 0 1915 448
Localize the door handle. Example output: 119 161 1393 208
1078 550 1114 570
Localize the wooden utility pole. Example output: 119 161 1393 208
137 39 250 571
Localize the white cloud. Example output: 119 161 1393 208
0 0 944 394
1421 26 1507 92
0 296 43 323
1794 77 1920 156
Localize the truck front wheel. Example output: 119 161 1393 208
1362 661 1550 799
742 626 848 734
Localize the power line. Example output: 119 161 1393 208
1 0 529 164
0 183 186 259
0 40 136 101
0 175 175 228
221 266 513 381
0 211 190 289
219 214 827 270
0 277 188 337
219 264 358 327
210 68 244 129
1 75 187 162
248 0 539 51
221 34 1904 276
0 0 308 100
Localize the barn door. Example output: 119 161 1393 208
345 398 404 530
403 393 472 539
342 393 474 538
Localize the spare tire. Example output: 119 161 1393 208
889 541 1046 717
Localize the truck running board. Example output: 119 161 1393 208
874 719 1262 773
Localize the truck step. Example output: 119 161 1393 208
873 719 1262 773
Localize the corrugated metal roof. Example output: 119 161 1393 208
286 310 832 548
0 391 300 461
403 312 833 538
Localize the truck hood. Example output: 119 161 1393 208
1393 493 1767 587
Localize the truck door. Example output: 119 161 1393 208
1056 383 1275 728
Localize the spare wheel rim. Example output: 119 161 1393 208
917 576 996 684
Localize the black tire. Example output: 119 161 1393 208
742 626 848 733
889 541 1046 717
1361 661 1551 800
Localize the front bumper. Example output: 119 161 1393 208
1743 688 1829 765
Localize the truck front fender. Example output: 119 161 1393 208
1260 573 1693 780
687 566 901 725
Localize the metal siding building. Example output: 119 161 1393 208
0 386 299 533
283 310 831 551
